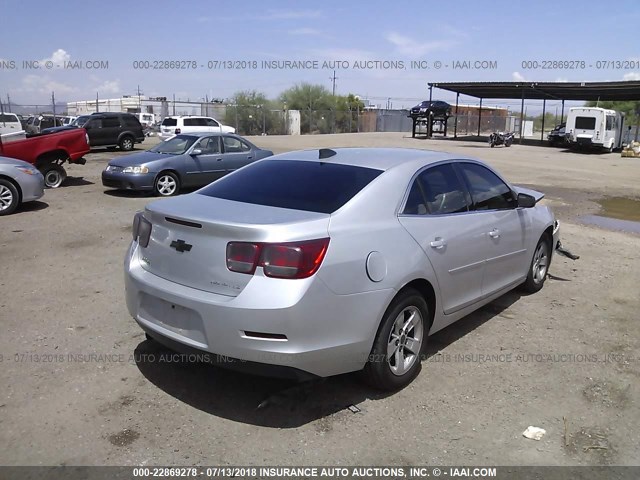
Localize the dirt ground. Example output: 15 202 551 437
1 132 639 467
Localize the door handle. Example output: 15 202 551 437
247 156 253 160
216 158 223 161
430 237 447 249
489 229 500 238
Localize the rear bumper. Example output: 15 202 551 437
102 170 155 191
124 241 390 378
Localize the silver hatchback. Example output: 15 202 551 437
125 148 560 390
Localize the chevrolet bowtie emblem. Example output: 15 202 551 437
170 239 192 253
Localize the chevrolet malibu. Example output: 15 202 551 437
125 148 560 390
102 133 273 196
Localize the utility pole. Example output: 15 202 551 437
137 85 143 113
6 94 11 113
96 92 99 113
52 91 56 123
330 70 338 96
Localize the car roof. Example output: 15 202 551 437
271 148 466 171
163 115 214 119
175 132 237 139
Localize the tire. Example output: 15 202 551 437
521 234 551 293
0 179 20 216
363 289 429 391
505 138 513 147
41 164 67 188
607 142 614 153
119 136 134 151
154 171 180 197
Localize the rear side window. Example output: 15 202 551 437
162 118 177 127
205 118 220 127
223 136 250 152
458 162 516 211
0 114 19 123
184 118 208 126
123 116 140 127
102 117 120 128
575 116 596 130
199 159 382 214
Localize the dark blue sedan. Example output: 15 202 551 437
102 133 273 196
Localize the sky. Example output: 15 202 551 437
1 0 639 111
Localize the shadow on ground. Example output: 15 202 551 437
135 290 523 428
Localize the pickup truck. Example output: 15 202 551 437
0 128 90 188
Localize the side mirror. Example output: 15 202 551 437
517 192 536 208
191 149 202 156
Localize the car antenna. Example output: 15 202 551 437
319 148 336 159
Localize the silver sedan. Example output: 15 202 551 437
0 156 44 216
125 148 560 390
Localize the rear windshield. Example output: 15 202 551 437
162 118 177 127
198 159 383 213
575 116 596 130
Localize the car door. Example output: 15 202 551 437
84 118 105 146
221 136 254 172
186 135 225 186
456 162 529 296
398 163 487 315
101 116 122 145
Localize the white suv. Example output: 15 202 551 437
159 116 235 140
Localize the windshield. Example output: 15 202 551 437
73 116 91 127
149 135 197 154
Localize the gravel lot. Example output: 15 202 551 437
1 132 639 467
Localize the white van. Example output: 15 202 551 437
137 113 156 128
566 107 625 152
160 115 235 140
0 113 26 142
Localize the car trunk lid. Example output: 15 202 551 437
138 194 330 296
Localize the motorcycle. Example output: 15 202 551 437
489 131 514 147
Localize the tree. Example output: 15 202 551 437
585 100 640 125
225 90 284 135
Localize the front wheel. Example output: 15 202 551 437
521 235 551 293
41 164 67 188
0 179 19 216
154 171 180 196
363 289 429 391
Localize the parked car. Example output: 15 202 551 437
0 156 44 215
69 112 145 151
547 123 567 147
0 113 26 142
124 148 561 390
0 128 90 188
102 132 273 196
160 115 235 140
410 100 451 118
60 116 78 126
25 115 64 135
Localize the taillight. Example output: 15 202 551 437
226 238 330 279
132 212 152 248
175 128 181 134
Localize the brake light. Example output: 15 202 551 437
175 128 181 134
132 212 152 248
226 238 330 279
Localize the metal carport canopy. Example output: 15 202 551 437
428 81 640 101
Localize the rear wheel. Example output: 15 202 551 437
363 289 428 391
154 171 180 196
0 179 19 216
119 136 134 151
521 235 551 293
41 164 67 188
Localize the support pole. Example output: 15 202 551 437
427 85 433 138
541 98 546 141
477 98 483 137
560 99 565 124
519 89 525 144
454 92 459 138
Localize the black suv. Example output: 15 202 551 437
73 112 145 151
409 100 451 118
